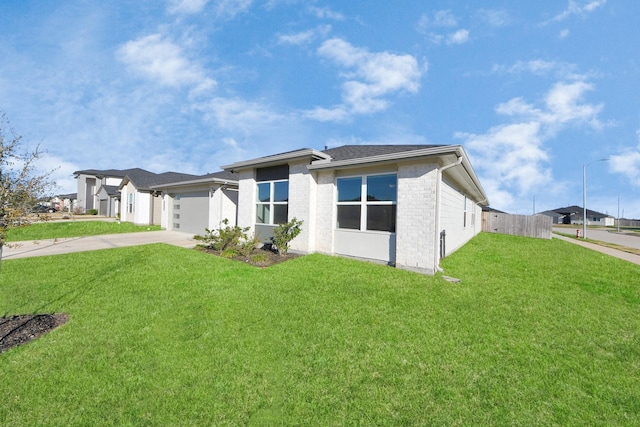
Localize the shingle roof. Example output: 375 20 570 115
102 185 120 196
552 205 611 218
124 170 202 190
197 170 238 181
73 168 151 178
322 145 444 161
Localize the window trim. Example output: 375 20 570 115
256 179 289 225
336 173 397 233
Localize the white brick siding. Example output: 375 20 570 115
236 170 256 234
440 177 481 256
395 162 438 274
315 170 336 254
288 160 317 253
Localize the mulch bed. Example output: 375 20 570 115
197 245 300 267
0 313 69 354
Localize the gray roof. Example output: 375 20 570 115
197 170 238 181
122 170 202 191
73 168 151 178
102 185 120 196
322 145 443 161
551 205 612 218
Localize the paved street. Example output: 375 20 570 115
553 227 640 249
553 227 640 265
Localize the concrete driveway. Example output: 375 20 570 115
2 230 196 260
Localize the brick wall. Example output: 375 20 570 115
288 160 316 253
314 170 335 254
395 162 438 274
236 170 256 233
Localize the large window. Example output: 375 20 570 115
256 180 289 224
337 173 397 232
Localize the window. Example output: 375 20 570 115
128 193 134 213
256 180 289 224
463 196 467 228
337 174 397 232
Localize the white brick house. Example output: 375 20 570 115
150 171 239 235
224 145 488 274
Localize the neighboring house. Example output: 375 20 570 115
51 193 77 213
150 171 239 235
546 205 615 226
74 168 149 216
538 210 564 225
223 144 489 274
96 185 120 217
119 170 201 226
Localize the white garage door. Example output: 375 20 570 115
173 191 209 235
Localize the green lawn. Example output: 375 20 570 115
5 220 161 242
1 233 639 425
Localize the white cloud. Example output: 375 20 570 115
417 10 457 33
559 29 570 38
278 25 331 46
117 33 216 92
478 9 510 27
196 97 283 132
545 0 607 24
308 38 422 120
170 0 252 18
610 130 640 186
447 29 469 45
167 0 209 14
433 10 458 27
309 6 344 21
457 80 603 212
418 10 470 46
491 59 590 82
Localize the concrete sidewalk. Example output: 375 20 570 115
2 230 196 260
553 233 640 266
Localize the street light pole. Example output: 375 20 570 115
582 158 609 240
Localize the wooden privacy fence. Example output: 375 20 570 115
482 212 552 239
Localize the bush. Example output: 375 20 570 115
194 219 258 255
88 209 98 215
271 218 303 256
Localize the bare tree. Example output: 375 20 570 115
0 111 56 263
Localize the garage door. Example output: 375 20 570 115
173 191 209 235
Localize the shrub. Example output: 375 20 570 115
194 219 258 256
88 209 98 215
271 218 303 256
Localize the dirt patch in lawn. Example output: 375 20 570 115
196 245 301 267
0 313 69 354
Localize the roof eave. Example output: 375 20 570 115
222 149 331 171
307 145 463 171
150 177 239 190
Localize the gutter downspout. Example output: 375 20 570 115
434 154 463 272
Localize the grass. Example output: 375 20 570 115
553 229 640 256
1 233 639 425
5 221 161 242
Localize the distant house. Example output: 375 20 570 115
74 168 150 216
150 171 238 234
543 205 615 226
118 170 201 226
51 193 77 213
223 144 488 274
538 210 564 225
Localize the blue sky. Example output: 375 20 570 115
1 0 639 218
